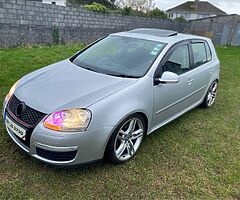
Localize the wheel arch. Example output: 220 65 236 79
134 112 148 133
103 111 149 158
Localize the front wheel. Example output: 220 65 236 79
105 114 146 164
201 80 218 108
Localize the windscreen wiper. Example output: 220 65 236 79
79 65 99 73
106 73 138 78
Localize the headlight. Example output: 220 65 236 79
5 80 19 102
43 108 91 132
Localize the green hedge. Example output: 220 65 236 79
83 2 169 20
84 2 110 13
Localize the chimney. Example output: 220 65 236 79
195 0 200 7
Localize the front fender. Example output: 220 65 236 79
87 76 154 134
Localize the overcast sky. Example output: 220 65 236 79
154 0 240 14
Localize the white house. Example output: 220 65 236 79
41 0 66 6
166 0 226 21
29 0 66 6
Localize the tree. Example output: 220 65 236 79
116 0 154 12
146 8 168 19
66 0 116 8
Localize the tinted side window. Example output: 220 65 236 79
191 42 207 67
163 44 190 75
205 42 212 61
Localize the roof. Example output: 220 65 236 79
166 1 226 15
111 28 214 77
190 14 237 21
111 28 210 45
128 29 178 37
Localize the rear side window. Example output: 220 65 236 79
191 42 207 67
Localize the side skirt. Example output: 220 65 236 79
148 99 203 135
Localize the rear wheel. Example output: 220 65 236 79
201 80 218 108
105 114 146 164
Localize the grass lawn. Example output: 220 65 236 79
0 45 239 199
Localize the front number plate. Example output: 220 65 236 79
5 115 27 140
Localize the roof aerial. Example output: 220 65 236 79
128 29 178 37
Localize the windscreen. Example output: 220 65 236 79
72 36 166 78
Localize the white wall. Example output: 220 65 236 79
42 0 66 6
167 11 217 21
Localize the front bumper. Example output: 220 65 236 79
3 105 113 166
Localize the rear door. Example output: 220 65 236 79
186 40 213 106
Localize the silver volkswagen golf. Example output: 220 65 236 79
3 29 220 166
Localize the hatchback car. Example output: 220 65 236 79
3 29 220 166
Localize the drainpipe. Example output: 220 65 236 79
229 15 237 46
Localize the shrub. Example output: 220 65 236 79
120 7 168 19
66 0 115 9
121 7 133 16
52 25 60 44
174 16 187 22
146 8 168 19
84 2 110 13
121 6 146 17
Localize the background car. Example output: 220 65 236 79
3 29 220 166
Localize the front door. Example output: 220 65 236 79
152 42 192 128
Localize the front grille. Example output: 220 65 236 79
6 94 47 147
8 94 46 127
36 147 77 162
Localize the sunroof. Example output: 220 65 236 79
128 29 178 37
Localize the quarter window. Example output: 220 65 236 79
191 42 207 67
205 43 212 61
162 45 190 75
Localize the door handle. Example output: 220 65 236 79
209 68 214 74
187 78 193 84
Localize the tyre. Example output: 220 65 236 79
105 114 146 164
201 80 218 108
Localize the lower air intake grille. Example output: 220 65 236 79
36 147 77 162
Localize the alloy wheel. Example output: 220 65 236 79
207 81 218 107
114 118 144 161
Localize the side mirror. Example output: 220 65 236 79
155 71 180 84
